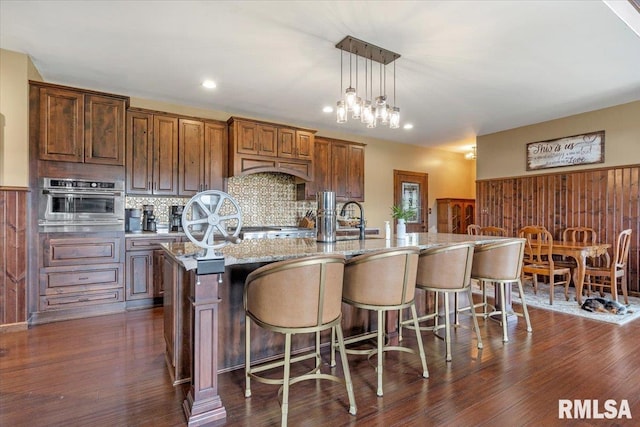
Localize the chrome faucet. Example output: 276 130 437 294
340 201 365 240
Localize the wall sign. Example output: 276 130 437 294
526 130 605 171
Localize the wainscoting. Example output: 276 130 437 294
0 187 28 330
476 164 639 295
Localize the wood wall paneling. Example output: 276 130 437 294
476 165 640 296
0 189 28 328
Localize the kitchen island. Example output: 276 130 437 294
161 232 510 425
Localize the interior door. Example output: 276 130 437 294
393 170 428 233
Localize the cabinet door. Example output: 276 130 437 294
204 121 227 191
84 95 125 165
296 130 314 160
235 120 259 155
331 142 350 200
277 128 296 158
257 124 277 156
126 111 154 194
463 202 475 232
346 144 365 201
308 137 331 199
178 119 205 196
125 250 154 300
153 115 179 195
39 87 84 162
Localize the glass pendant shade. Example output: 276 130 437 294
352 97 362 119
375 96 386 119
336 100 347 123
345 87 357 111
389 107 400 129
361 101 373 124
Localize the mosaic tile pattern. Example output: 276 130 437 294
126 173 315 227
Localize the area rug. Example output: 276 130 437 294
472 280 640 326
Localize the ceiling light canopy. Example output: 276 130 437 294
335 36 401 129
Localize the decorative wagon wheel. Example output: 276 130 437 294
181 190 243 255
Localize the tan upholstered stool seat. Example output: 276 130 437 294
244 255 356 426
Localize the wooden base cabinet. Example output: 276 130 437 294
436 198 475 234
125 235 182 307
34 231 125 323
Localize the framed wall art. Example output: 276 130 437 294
526 130 605 171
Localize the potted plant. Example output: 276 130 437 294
391 205 416 239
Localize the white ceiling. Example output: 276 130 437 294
2 1 640 153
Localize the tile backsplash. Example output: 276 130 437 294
126 173 317 226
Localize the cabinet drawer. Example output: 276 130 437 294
125 236 181 251
40 263 123 295
39 289 124 311
43 235 122 266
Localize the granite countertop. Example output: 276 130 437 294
161 232 513 271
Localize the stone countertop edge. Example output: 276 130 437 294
160 233 513 271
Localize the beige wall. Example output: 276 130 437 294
0 49 41 186
477 101 640 180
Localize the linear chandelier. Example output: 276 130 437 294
335 36 401 129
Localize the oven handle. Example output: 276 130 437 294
42 189 123 197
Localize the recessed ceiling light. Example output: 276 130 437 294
323 106 334 113
403 123 414 130
202 80 217 89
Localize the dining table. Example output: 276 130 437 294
544 240 611 305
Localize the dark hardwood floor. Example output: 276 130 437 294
2 303 639 426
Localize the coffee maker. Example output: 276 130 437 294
142 205 156 232
170 205 184 232
125 208 142 233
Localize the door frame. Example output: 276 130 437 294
393 170 428 233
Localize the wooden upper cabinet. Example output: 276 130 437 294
178 119 204 196
126 110 178 195
277 128 296 158
39 87 84 162
153 115 179 195
279 128 314 161
297 137 365 201
331 140 365 202
228 117 316 181
296 130 314 161
126 111 154 194
235 120 277 157
177 119 227 196
84 95 125 165
203 121 227 191
38 85 126 165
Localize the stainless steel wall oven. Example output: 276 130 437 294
39 178 125 231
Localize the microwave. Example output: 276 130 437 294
38 178 125 231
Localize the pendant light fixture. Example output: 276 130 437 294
335 36 401 130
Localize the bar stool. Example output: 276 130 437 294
401 243 483 362
471 239 532 342
332 247 428 397
244 255 357 426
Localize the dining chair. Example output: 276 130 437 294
519 225 572 305
244 254 357 426
556 226 603 292
467 224 481 235
585 229 632 304
400 243 483 362
478 226 508 237
333 247 429 397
